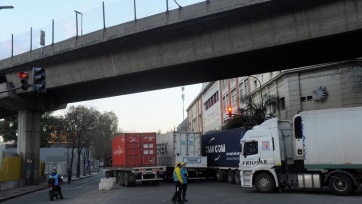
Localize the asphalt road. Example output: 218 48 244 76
3 173 362 204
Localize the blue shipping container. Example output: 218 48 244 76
201 128 248 167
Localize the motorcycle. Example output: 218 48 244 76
48 178 60 201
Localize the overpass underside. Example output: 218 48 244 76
0 0 362 117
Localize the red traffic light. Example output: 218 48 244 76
18 71 28 79
227 106 232 117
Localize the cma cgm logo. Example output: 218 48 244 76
205 144 225 153
205 137 225 153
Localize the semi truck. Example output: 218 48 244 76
201 128 248 184
240 107 362 195
156 131 207 180
105 132 166 187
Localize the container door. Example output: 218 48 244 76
174 132 187 157
141 133 156 166
188 133 201 156
126 134 141 167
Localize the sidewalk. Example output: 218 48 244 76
0 172 101 202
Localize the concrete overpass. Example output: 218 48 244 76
1 0 362 117
1 0 362 184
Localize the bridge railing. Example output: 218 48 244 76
0 0 206 61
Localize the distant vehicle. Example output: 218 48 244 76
104 133 166 187
201 128 248 184
156 131 207 180
240 107 362 195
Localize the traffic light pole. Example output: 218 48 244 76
0 85 33 94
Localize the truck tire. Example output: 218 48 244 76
216 169 224 182
254 173 276 193
234 170 241 185
328 173 354 196
227 170 235 184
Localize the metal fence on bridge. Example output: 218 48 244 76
0 0 206 60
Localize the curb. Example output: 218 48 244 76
0 174 99 202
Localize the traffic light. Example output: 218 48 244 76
227 106 232 117
32 67 46 93
18 71 29 91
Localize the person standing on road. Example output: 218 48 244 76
171 162 184 204
180 162 189 202
67 168 72 184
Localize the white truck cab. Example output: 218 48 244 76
239 107 362 196
240 118 292 191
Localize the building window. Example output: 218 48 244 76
245 79 249 95
280 97 285 110
239 82 244 98
225 94 229 112
231 89 237 106
205 91 219 111
270 103 276 113
222 80 227 90
307 96 313 101
301 97 306 102
222 96 226 112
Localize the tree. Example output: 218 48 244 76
91 111 118 172
61 105 99 177
0 113 61 146
223 94 278 130
333 58 362 92
240 94 278 125
0 115 17 144
40 112 63 147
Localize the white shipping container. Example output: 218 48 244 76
302 107 362 168
157 131 207 168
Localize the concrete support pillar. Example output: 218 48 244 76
17 109 41 185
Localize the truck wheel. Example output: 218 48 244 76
234 170 241 185
328 173 354 196
124 173 130 187
255 173 276 193
216 169 224 182
227 170 235 184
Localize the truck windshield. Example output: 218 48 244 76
244 141 258 155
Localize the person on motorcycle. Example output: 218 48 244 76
49 169 64 199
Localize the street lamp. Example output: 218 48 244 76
74 10 83 37
0 6 14 10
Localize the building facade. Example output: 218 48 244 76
187 62 362 134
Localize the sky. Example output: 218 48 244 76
0 0 205 133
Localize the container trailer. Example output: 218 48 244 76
201 128 248 184
104 132 166 187
156 131 207 180
240 107 362 195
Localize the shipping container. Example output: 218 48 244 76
112 133 157 167
104 133 166 187
201 128 248 184
157 131 207 180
